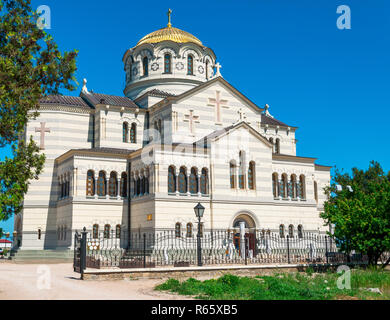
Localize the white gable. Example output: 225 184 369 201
171 80 263 144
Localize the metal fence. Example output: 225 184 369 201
74 227 382 272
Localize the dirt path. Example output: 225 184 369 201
0 261 189 300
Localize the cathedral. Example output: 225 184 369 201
14 12 331 254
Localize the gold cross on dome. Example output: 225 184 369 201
167 9 172 28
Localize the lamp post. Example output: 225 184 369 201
194 203 205 267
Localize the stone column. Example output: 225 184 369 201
239 221 246 259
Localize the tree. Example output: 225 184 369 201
0 0 78 235
321 161 390 268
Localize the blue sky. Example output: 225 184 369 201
1 0 389 234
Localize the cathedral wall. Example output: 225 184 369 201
94 108 146 150
152 198 326 232
20 108 93 250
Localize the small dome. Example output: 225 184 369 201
136 25 203 47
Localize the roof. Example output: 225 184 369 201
72 147 135 155
150 77 265 114
196 121 272 147
261 114 292 128
134 89 176 102
136 25 203 47
39 95 91 108
84 93 139 108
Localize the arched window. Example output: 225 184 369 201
123 122 129 143
187 55 194 75
272 173 279 198
136 176 141 196
109 172 118 197
164 54 171 74
314 181 318 203
279 225 285 238
143 56 148 76
104 224 111 239
186 223 193 237
128 62 132 82
230 161 237 189
205 60 209 80
189 167 198 195
38 228 42 240
238 151 246 189
130 123 137 143
281 174 288 198
93 224 99 239
269 138 274 153
299 175 306 200
275 139 280 154
290 175 298 199
288 225 294 238
120 172 127 197
140 171 145 195
86 170 95 196
178 167 187 194
298 225 303 239
168 166 176 193
144 169 150 195
248 161 255 190
175 223 181 237
97 171 106 197
116 225 121 239
200 168 209 195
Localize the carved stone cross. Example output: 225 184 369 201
238 108 247 122
208 91 228 123
35 122 51 150
184 110 200 134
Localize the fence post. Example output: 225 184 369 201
287 235 290 264
143 233 146 268
325 236 329 264
80 227 87 279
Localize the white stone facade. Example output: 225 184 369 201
14 23 331 251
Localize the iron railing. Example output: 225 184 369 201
73 228 383 271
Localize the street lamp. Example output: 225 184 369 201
194 203 205 267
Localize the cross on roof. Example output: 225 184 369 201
184 110 200 134
214 62 222 77
208 91 228 123
35 122 51 150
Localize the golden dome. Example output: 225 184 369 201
136 25 203 47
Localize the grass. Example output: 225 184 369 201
155 268 390 300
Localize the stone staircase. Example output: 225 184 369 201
9 248 74 263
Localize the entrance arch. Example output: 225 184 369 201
231 212 258 256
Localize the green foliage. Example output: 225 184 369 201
155 270 390 300
0 0 78 220
321 161 390 267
